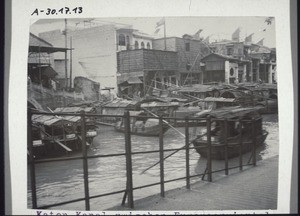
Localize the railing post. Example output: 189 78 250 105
159 115 165 197
28 110 37 209
124 111 134 208
238 117 243 171
224 119 229 175
206 116 212 182
81 110 90 210
252 117 257 166
185 116 190 189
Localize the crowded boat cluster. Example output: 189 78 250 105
28 81 277 159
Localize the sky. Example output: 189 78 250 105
30 16 276 48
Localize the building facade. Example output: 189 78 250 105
37 21 276 98
39 25 118 90
204 36 277 84
117 33 212 97
39 24 156 92
73 76 100 101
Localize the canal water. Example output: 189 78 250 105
27 114 279 211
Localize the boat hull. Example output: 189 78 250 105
114 122 169 137
30 135 95 159
192 131 268 160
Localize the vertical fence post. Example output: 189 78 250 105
238 117 243 171
28 110 37 209
224 119 229 175
159 115 165 197
206 116 212 182
81 110 90 210
124 111 134 208
185 116 190 189
252 117 257 166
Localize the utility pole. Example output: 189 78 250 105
164 19 166 51
64 18 68 90
70 36 73 89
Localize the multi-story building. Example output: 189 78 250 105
37 21 276 98
202 31 277 84
39 24 118 90
37 20 212 96
117 33 212 96
38 23 157 92
28 33 85 109
250 44 277 83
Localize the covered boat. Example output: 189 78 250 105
114 111 169 136
229 83 278 114
30 114 80 158
172 97 237 127
192 106 268 160
53 106 98 144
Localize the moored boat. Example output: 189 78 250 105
53 106 98 144
114 111 169 136
192 106 268 160
30 114 82 158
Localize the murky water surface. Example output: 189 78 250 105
27 114 279 210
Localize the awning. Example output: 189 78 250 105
127 77 143 84
29 45 73 53
31 66 58 78
120 77 143 86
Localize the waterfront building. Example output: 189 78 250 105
35 20 276 98
38 22 156 92
117 32 211 97
28 33 84 109
73 76 100 101
203 29 277 84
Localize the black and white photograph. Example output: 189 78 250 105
5 0 296 215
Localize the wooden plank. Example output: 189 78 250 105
54 140 72 152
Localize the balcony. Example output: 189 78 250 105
117 49 178 73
